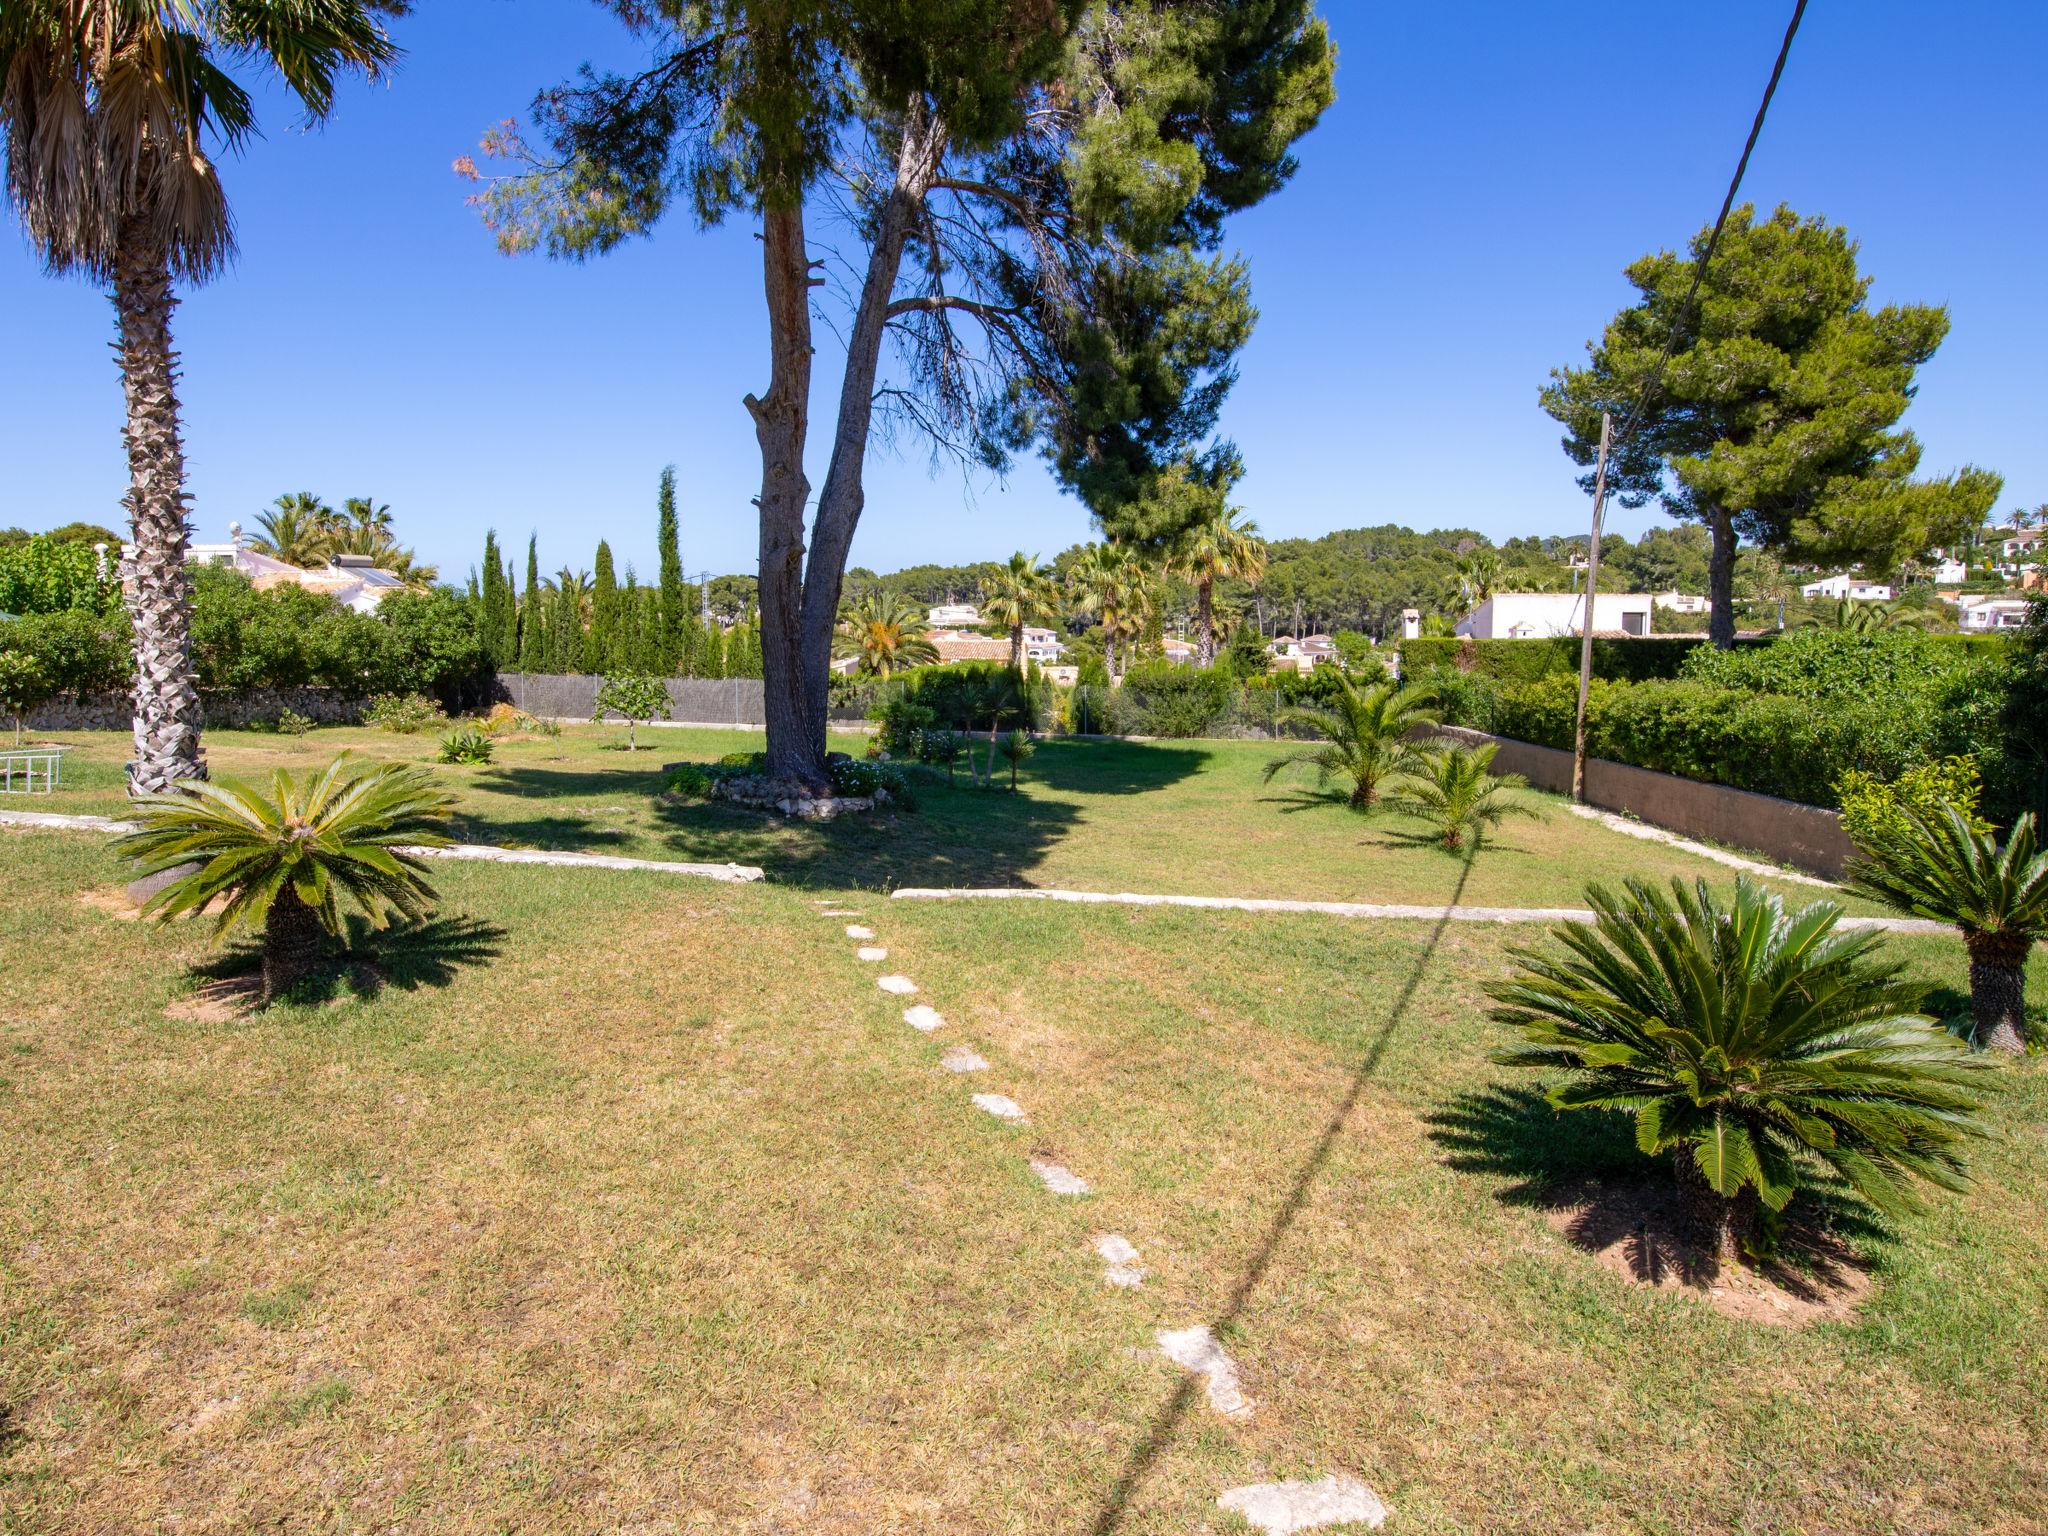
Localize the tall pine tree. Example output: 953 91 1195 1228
656 465 685 674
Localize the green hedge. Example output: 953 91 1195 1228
1397 634 1770 684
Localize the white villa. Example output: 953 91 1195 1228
1957 595 2034 632
1800 573 1895 602
1456 592 1654 639
1021 625 1065 663
926 601 981 626
1652 591 1710 614
142 523 407 614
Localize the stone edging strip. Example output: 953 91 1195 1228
0 809 764 883
888 884 1948 936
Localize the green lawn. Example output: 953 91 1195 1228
23 722 1853 909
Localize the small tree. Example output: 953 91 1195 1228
1381 741 1539 852
592 673 671 751
996 730 1035 791
0 650 52 744
1262 677 1438 810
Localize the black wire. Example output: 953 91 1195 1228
1612 0 1809 450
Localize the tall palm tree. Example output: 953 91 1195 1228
833 591 938 679
1263 677 1439 811
1067 542 1153 684
979 552 1057 671
1451 548 1504 611
251 493 336 566
1173 504 1266 666
1 2 401 794
341 496 393 540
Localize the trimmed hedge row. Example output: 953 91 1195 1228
1398 630 2005 686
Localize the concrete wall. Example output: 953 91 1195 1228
1430 723 1858 880
25 686 367 731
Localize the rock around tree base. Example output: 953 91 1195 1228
709 774 885 821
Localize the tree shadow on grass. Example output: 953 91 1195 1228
1424 1084 1887 1299
470 764 668 801
189 914 506 1006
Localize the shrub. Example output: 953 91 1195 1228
0 608 131 697
995 729 1035 790
662 763 714 799
363 693 445 735
114 755 458 999
1837 757 1989 848
272 707 313 737
481 702 533 735
1679 626 1985 703
0 536 119 616
716 750 766 772
871 697 936 757
1382 741 1536 851
435 727 493 765
1121 663 1231 737
1490 877 1991 1268
591 673 672 750
0 650 51 743
1399 634 1746 684
1262 677 1438 811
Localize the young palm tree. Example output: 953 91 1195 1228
1847 807 2048 1055
114 754 457 1000
1 2 401 794
251 493 337 566
996 729 1035 791
1262 676 1438 811
833 591 939 679
979 552 1057 671
1490 877 1990 1269
1451 548 1504 611
1381 740 1538 851
1174 505 1266 666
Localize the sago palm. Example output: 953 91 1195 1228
833 591 939 678
1263 676 1438 811
1489 877 1991 1269
1173 503 1266 666
1 1 401 793
115 754 456 1000
979 552 1057 671
1381 740 1536 851
1847 807 2048 1055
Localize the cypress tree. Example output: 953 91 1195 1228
590 540 619 674
620 568 644 672
656 465 685 673
480 532 513 668
518 534 545 672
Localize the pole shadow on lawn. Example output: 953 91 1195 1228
474 741 1211 891
1086 846 1480 1536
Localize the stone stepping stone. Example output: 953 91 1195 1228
821 908 860 917
856 946 889 962
971 1093 1026 1123
844 924 875 939
1094 1233 1143 1288
1029 1157 1088 1196
1157 1324 1252 1421
903 1005 945 1033
876 974 917 996
940 1045 989 1073
1217 1475 1387 1533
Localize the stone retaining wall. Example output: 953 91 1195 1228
1430 723 1858 880
25 686 368 731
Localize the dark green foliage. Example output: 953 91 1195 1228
0 608 131 697
0 535 120 615
589 542 619 675
0 649 50 740
1678 627 1984 700
435 727 493 765
661 763 713 799
373 589 494 709
518 535 545 672
1119 663 1232 737
1490 878 1991 1248
656 466 685 673
1398 635 1755 684
479 532 516 668
884 663 1043 733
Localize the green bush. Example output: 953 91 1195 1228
1678 626 1986 702
880 662 1044 732
1121 663 1231 737
0 536 119 616
1399 634 1755 685
363 693 446 735
1837 757 1990 847
435 727 493 765
273 707 313 737
870 697 936 757
0 609 131 697
662 763 714 799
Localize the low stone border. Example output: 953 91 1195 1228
0 810 765 883
889 884 1948 935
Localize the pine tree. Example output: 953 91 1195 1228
518 534 545 672
656 465 685 673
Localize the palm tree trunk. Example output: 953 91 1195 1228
113 216 205 795
1673 1150 1754 1273
1197 578 1217 667
1964 933 2030 1055
262 887 325 1000
1010 622 1024 672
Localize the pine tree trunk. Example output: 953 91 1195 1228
1197 579 1217 667
1965 932 2031 1055
113 216 205 795
262 887 325 1000
1706 504 1737 650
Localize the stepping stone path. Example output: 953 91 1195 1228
903 1005 945 1033
1028 1157 1089 1196
940 1045 989 1073
857 946 889 962
1217 1476 1388 1534
1157 1324 1252 1421
971 1093 1027 1123
844 924 876 940
821 908 860 917
1094 1234 1143 1288
877 975 917 996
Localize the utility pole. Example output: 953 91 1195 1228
693 570 715 625
1571 412 1613 805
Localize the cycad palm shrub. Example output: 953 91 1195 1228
997 729 1035 790
1382 741 1536 851
1262 677 1437 810
115 756 457 999
1847 807 2048 1055
1489 877 1991 1269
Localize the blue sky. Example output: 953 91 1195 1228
3 1 2042 584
